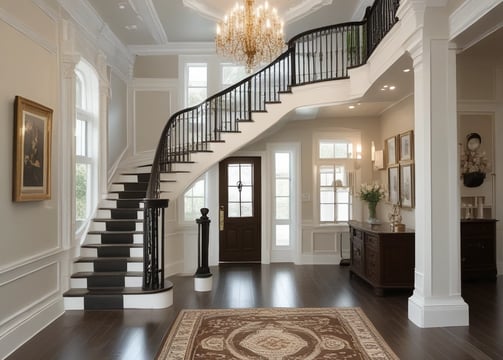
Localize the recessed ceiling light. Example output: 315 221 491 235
389 86 396 90
125 24 137 30
381 88 386 91
403 68 411 73
348 105 355 109
383 85 389 88
118 2 127 10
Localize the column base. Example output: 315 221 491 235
408 293 469 328
194 275 213 292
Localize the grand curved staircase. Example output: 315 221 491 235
63 0 400 310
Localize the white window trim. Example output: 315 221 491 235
268 143 301 263
313 131 361 225
179 174 208 226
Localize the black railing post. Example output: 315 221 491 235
194 208 212 291
142 199 169 290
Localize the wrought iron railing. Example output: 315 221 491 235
142 0 400 290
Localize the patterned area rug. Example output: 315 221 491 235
157 307 399 359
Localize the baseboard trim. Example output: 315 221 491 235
408 293 469 328
0 298 64 359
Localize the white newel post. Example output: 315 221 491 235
407 10 469 327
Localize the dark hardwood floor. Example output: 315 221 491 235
7 264 503 360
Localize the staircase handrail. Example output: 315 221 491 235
142 0 400 290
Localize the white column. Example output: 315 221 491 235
96 52 110 199
60 54 80 251
407 35 469 327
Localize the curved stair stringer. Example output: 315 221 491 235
160 75 375 201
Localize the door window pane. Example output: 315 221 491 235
227 162 254 218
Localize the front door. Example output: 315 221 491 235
219 157 261 262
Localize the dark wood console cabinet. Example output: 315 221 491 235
348 220 415 295
461 219 497 281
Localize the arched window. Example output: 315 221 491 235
75 61 99 233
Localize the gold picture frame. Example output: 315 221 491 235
400 162 415 208
13 96 53 201
399 130 414 162
385 135 398 166
387 164 400 205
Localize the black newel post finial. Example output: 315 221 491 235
195 208 211 278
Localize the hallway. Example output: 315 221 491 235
7 264 503 359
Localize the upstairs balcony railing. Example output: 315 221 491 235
142 0 400 290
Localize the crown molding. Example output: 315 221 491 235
283 0 332 24
351 0 373 21
129 42 215 56
57 0 134 78
129 0 168 44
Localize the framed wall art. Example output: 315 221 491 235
13 96 53 201
385 135 398 166
400 162 415 208
388 164 400 205
399 130 414 162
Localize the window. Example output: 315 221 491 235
183 179 205 221
317 138 357 223
319 140 354 159
75 61 99 232
319 165 351 222
186 63 207 107
274 152 291 246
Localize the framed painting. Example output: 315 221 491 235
385 135 398 166
388 164 400 205
399 130 414 162
13 96 53 201
400 162 415 208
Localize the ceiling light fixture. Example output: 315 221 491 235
348 105 356 109
216 0 285 72
403 68 411 73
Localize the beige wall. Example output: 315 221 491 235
134 90 172 153
108 71 128 168
134 55 179 79
378 96 415 227
0 2 63 357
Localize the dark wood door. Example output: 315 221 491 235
219 157 261 262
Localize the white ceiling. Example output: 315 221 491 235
86 0 373 49
81 0 500 123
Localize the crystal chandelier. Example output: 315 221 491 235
216 0 285 72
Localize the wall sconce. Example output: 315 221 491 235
356 144 362 159
373 150 384 170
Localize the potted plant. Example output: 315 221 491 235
358 183 385 223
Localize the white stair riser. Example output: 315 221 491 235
73 262 144 273
64 289 174 310
64 297 84 310
70 276 142 289
89 222 143 232
101 200 144 208
123 289 173 309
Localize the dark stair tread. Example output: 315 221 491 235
63 283 173 297
76 256 143 263
219 130 242 133
120 172 151 176
237 119 254 123
82 243 143 248
71 271 143 278
105 198 145 201
112 181 149 185
265 100 282 104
